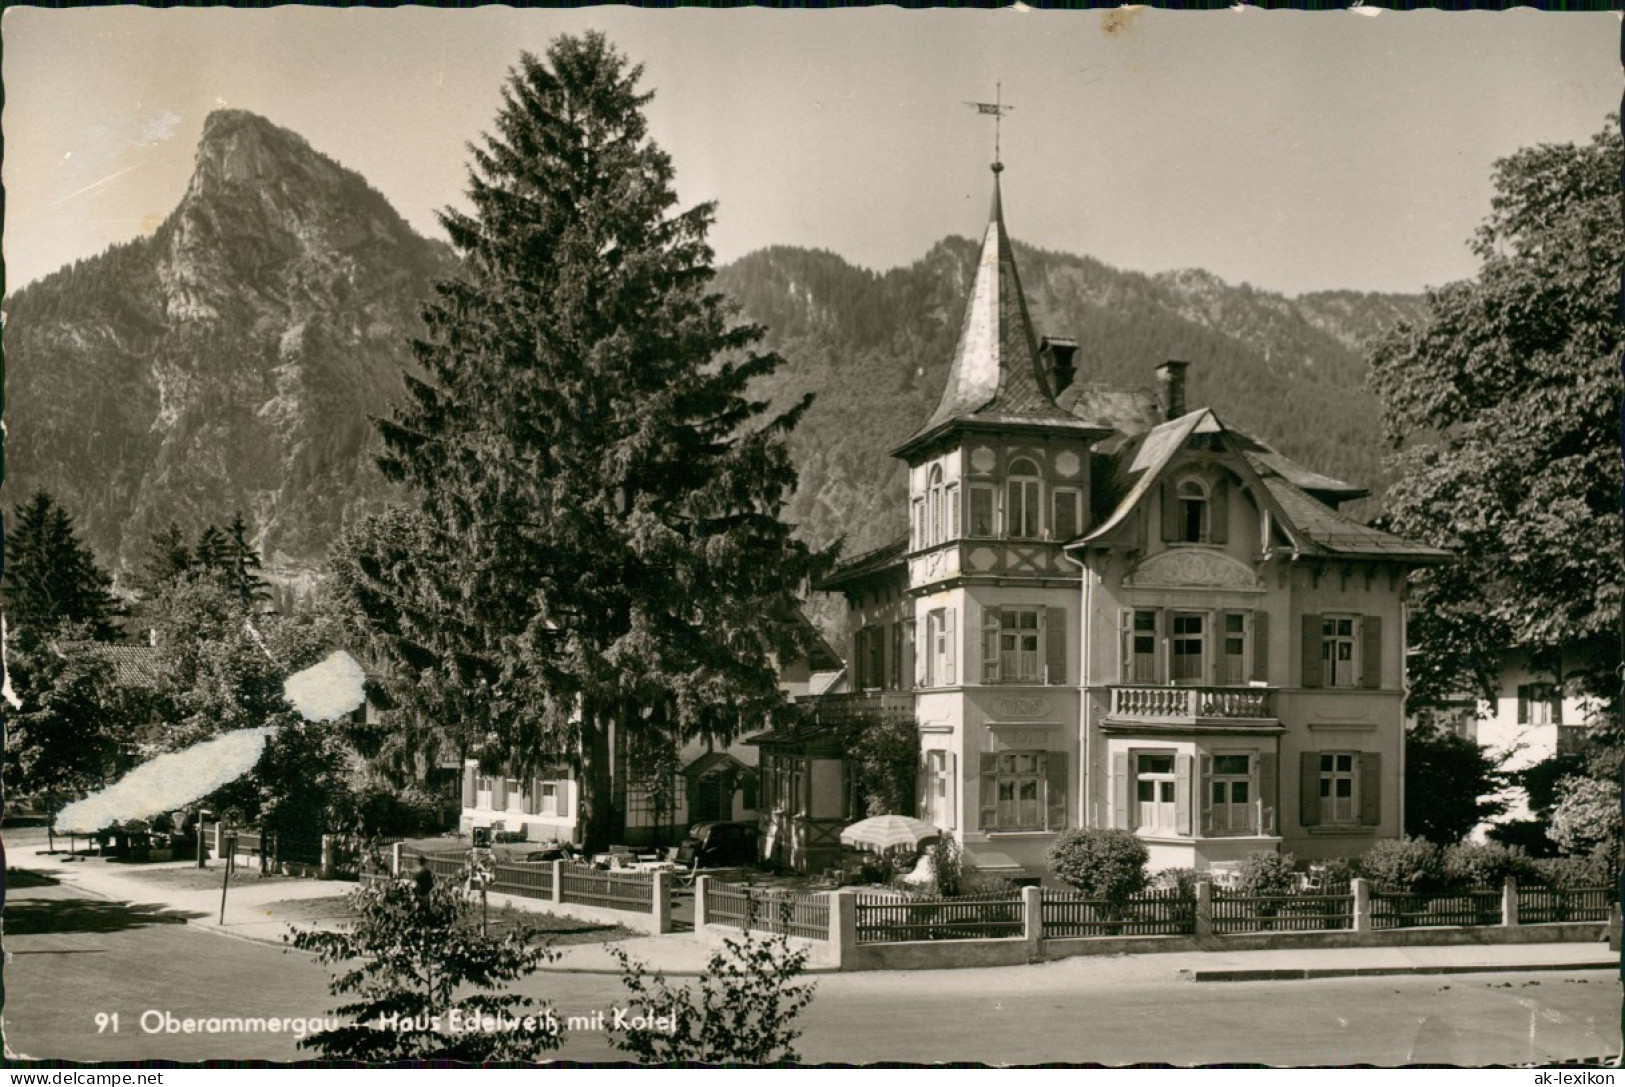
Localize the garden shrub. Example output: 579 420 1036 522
1046 828 1149 901
1357 836 1447 893
1532 852 1617 890
1441 840 1538 889
1308 857 1355 893
1154 867 1203 896
1547 776 1622 859
1235 851 1297 897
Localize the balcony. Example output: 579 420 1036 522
799 690 918 728
1109 685 1277 724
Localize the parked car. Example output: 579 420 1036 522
674 821 760 869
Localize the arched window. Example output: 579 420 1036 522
1006 457 1041 539
1177 478 1209 543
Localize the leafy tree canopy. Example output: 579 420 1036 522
366 34 831 847
1369 118 1621 706
1403 722 1507 844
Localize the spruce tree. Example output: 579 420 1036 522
373 34 828 847
136 521 193 597
222 511 272 610
2 491 121 644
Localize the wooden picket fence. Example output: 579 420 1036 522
705 882 832 941
1212 890 1354 934
1040 887 1195 938
855 891 1025 943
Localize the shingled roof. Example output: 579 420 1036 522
893 169 1110 459
816 534 908 592
1076 407 1447 564
53 641 165 690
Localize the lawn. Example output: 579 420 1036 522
102 863 302 894
265 894 638 947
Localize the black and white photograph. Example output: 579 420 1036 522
1 5 1620 1070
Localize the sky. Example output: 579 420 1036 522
3 7 1616 296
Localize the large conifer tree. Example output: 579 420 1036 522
2 491 121 644
372 35 827 847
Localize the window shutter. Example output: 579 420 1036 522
1210 476 1229 544
1517 686 1530 724
1112 752 1130 830
905 619 917 690
1154 608 1166 682
983 606 1002 684
979 753 1000 831
462 765 476 810
1209 609 1223 687
1175 754 1192 835
1198 754 1214 834
1119 609 1135 683
1045 606 1067 685
945 753 959 830
944 608 957 685
1258 753 1276 835
1251 610 1270 683
524 777 538 815
1161 481 1180 542
1359 753 1382 826
493 774 508 809
915 618 929 688
1301 615 1323 689
917 756 930 821
1300 751 1321 827
1361 616 1382 690
1045 751 1069 831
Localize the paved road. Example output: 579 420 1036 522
5 876 1620 1065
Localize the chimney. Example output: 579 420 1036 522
1156 360 1190 421
1040 336 1079 396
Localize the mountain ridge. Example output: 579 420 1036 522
4 109 1425 594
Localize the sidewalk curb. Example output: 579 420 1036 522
1187 960 1619 983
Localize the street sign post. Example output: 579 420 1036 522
468 847 495 935
219 808 244 925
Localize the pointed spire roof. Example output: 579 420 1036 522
894 167 1108 459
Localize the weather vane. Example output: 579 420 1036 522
965 83 1013 172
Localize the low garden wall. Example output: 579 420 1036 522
695 877 1614 972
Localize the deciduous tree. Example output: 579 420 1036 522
1368 119 1621 707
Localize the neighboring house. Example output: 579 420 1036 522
1411 645 1611 826
768 166 1449 878
456 619 843 847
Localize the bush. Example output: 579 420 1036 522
1235 851 1297 897
1532 852 1618 890
1309 857 1355 893
1153 867 1204 896
1046 828 1149 901
1486 819 1559 858
611 929 817 1064
1441 840 1538 889
286 878 560 1060
1547 776 1622 858
1358 836 1447 893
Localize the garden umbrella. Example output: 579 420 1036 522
839 814 939 852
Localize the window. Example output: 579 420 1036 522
1136 753 1178 831
979 751 1067 832
1208 755 1252 834
947 484 961 540
1221 613 1247 685
968 484 997 537
1178 479 1208 543
1302 614 1380 690
1052 487 1081 542
1322 617 1357 688
1000 609 1041 682
1319 753 1358 824
925 608 955 687
539 781 562 817
1171 613 1205 683
1006 457 1041 539
506 778 525 813
927 466 943 547
924 750 957 829
1129 610 1158 682
1518 683 1560 726
475 775 494 809
912 499 926 550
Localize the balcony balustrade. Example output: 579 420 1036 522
801 689 918 727
1110 685 1275 720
